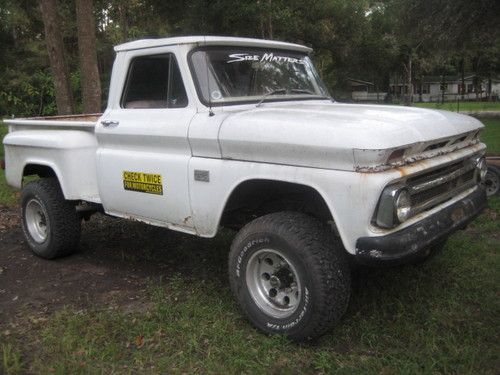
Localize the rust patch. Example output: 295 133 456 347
395 166 409 177
451 207 466 223
182 216 192 225
354 139 481 173
21 113 102 122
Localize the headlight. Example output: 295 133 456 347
395 189 412 223
374 185 413 228
475 157 487 182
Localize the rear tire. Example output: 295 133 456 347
228 212 350 341
21 178 81 259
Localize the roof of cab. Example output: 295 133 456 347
114 36 312 53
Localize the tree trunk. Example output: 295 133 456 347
39 0 74 115
118 3 129 42
407 54 413 105
441 75 445 104
267 0 273 39
401 51 413 106
419 75 423 102
487 75 492 101
257 0 265 38
460 57 465 100
76 0 102 113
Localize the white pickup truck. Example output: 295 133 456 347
2 36 488 341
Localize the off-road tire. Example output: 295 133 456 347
21 178 81 259
228 211 351 341
483 165 500 197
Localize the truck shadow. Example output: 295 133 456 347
1 208 457 335
79 213 450 326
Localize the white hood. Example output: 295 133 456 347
218 101 484 171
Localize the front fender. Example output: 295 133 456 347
187 157 388 254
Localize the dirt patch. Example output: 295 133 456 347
0 205 230 330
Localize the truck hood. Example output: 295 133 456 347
218 101 484 171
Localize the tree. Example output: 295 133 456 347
75 0 101 113
39 0 74 115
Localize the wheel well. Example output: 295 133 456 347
23 164 57 179
220 179 334 230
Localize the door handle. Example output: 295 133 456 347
101 120 119 127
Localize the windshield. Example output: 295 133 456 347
189 47 330 105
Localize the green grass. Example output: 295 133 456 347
1 344 23 375
481 118 500 154
2 198 499 374
414 101 500 112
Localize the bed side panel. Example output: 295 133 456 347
3 130 100 203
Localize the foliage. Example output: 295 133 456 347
0 0 498 115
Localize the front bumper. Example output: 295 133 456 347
355 187 487 265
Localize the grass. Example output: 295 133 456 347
414 101 500 112
0 119 499 374
481 118 500 154
2 200 499 374
1 344 22 375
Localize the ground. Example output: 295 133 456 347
0 115 499 374
414 101 500 112
1 200 498 374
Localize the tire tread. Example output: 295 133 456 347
21 178 80 259
229 211 350 341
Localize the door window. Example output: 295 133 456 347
121 54 188 109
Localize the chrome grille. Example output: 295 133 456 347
407 158 477 215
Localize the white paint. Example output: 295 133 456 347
113 35 312 53
3 130 100 203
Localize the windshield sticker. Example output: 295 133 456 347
227 53 302 64
211 90 222 100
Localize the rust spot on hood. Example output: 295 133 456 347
354 139 483 174
395 166 408 177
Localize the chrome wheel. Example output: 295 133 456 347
483 169 499 197
246 249 302 319
25 198 49 243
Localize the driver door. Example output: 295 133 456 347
95 50 195 231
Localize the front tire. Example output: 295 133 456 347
228 212 350 341
21 178 81 259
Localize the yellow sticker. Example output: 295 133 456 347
123 171 163 195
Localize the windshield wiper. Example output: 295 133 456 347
291 89 334 101
256 89 286 107
290 89 316 95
